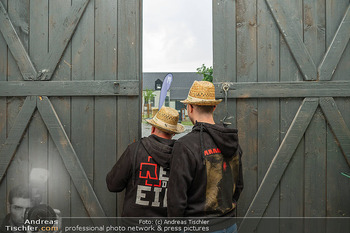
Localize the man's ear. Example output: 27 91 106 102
151 126 156 134
189 104 194 113
213 105 216 111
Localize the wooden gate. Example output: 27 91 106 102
0 0 141 222
213 0 350 232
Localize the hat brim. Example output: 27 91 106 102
181 99 222 106
146 118 185 134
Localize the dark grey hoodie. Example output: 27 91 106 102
167 122 243 220
106 134 175 217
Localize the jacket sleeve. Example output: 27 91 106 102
106 146 132 192
167 141 196 217
233 145 243 203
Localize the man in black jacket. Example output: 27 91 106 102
106 106 184 217
167 81 243 232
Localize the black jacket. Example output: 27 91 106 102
106 134 175 217
167 122 243 218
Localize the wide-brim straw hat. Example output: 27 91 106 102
181 81 222 106
146 106 185 134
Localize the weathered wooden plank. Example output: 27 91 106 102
117 0 142 216
324 3 350 228
0 0 7 217
0 0 37 80
265 0 317 81
37 96 108 222
0 96 36 183
213 0 236 127
304 2 327 231
71 0 94 222
320 97 350 166
95 0 118 217
304 0 326 65
326 122 350 233
28 0 49 204
279 99 304 228
48 0 72 220
239 98 319 233
5 0 31 214
236 0 258 218
214 81 350 98
279 3 304 226
327 1 350 83
0 80 140 96
257 0 280 231
319 5 350 81
6 0 25 83
304 108 327 233
38 0 90 81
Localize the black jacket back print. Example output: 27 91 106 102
106 134 175 217
167 122 243 217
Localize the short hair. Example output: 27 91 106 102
154 126 173 136
8 185 31 204
193 105 215 114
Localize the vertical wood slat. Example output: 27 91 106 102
213 0 237 128
38 0 90 81
116 0 142 216
236 0 258 218
117 0 141 145
37 96 108 223
239 98 319 233
318 5 350 81
5 0 31 215
70 0 94 222
0 0 37 80
304 108 327 233
29 0 49 204
0 96 36 182
326 98 350 233
95 0 118 217
0 0 7 219
265 0 317 81
326 126 350 233
325 1 350 229
257 0 280 232
48 0 71 220
303 2 327 233
278 1 304 233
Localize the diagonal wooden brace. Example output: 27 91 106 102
320 97 350 167
0 96 37 183
0 1 37 80
37 96 109 223
238 98 319 233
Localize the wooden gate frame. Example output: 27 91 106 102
213 0 350 232
0 0 139 224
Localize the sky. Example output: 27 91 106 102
143 0 213 72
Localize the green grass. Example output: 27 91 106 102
181 121 193 126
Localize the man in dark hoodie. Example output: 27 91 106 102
168 81 243 233
106 106 184 217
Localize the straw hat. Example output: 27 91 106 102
146 106 185 134
181 81 222 105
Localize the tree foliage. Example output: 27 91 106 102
196 64 213 82
144 89 155 104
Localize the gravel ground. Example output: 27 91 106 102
142 122 193 139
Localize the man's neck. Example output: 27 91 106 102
152 132 172 140
193 116 215 125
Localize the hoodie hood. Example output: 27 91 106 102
192 122 239 158
141 134 175 168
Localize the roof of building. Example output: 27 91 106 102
143 72 203 100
